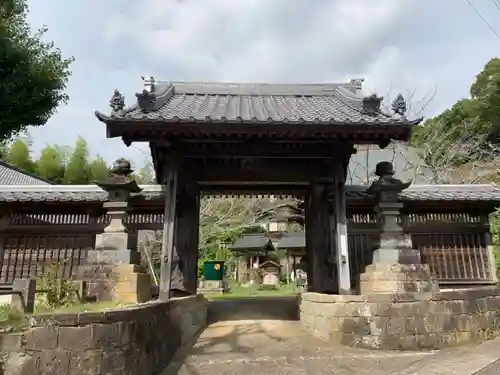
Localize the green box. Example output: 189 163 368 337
203 261 225 281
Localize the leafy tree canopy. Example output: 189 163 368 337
412 57 500 151
0 0 74 141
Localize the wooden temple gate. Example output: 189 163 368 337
0 187 496 288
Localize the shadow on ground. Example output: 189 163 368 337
162 296 433 375
207 296 300 323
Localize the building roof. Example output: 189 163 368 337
0 161 52 185
229 234 275 251
95 80 422 129
277 232 306 249
0 184 499 203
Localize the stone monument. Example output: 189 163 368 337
359 161 438 294
78 158 151 303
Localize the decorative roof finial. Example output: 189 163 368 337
141 76 156 93
109 90 125 112
136 89 156 113
391 93 407 116
349 78 365 86
362 94 383 115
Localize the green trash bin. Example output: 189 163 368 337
203 261 225 281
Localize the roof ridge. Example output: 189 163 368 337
168 81 361 96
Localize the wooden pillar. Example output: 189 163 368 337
173 177 200 295
160 159 200 299
159 162 178 300
332 164 351 294
305 182 335 293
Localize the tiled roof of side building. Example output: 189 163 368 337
0 184 499 202
95 80 422 126
0 161 52 185
229 234 274 251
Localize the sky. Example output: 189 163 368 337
24 0 500 169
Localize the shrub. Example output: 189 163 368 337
37 263 77 309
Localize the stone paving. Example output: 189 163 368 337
163 297 437 375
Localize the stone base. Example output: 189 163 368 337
198 280 228 294
299 287 500 350
110 264 152 303
77 250 151 303
359 263 439 295
85 249 141 265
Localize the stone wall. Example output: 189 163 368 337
300 288 500 350
0 294 207 375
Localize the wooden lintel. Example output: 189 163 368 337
152 140 354 159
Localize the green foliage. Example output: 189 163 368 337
489 209 500 278
63 137 90 184
135 164 155 184
35 144 65 183
2 137 118 184
412 57 500 161
37 263 77 309
6 138 34 172
89 155 109 183
0 0 73 141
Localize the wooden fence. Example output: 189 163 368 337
0 206 495 286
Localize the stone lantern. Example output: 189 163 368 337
365 161 414 265
94 158 142 256
79 158 151 303
359 161 438 295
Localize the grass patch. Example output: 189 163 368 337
0 300 138 332
205 282 299 300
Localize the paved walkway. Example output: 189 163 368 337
163 297 436 375
162 296 500 375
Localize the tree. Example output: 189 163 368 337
5 138 34 172
35 145 65 183
138 196 277 282
63 137 90 184
412 57 500 151
135 164 155 184
408 121 500 184
89 156 109 183
0 0 74 140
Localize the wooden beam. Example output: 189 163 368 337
153 140 352 159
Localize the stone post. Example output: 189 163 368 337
359 161 438 295
78 158 151 303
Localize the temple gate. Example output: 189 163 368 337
95 78 427 298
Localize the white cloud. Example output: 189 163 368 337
22 0 500 168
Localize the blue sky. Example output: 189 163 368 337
24 0 500 169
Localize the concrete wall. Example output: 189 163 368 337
300 288 500 350
0 295 207 375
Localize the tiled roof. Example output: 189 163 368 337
0 161 51 185
229 234 275 251
95 81 422 126
0 184 499 202
277 232 306 249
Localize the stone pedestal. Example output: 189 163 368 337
359 263 438 294
198 280 228 294
77 249 151 303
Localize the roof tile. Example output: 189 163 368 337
0 184 498 202
97 81 420 126
0 161 51 185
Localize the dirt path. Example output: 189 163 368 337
163 297 436 375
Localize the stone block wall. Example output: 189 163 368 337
299 288 500 350
0 294 207 375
